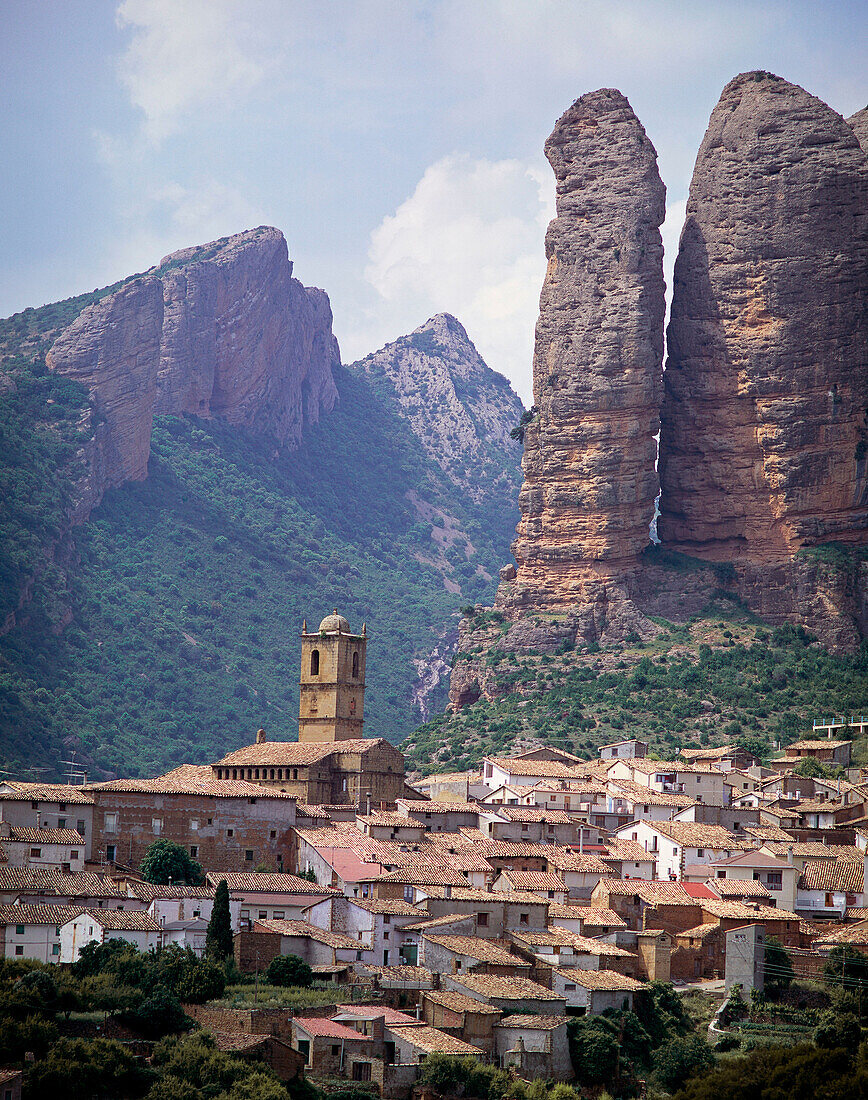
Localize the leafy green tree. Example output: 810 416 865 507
671 1043 859 1100
140 839 203 885
206 879 234 961
0 1013 58 1062
296 868 318 884
175 960 225 1004
123 986 191 1039
25 1037 154 1100
825 946 868 990
652 1034 715 1092
567 1016 621 1087
266 953 313 988
764 936 795 994
814 1009 862 1049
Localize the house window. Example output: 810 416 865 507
227 829 234 838
52 943 60 956
106 844 116 862
273 911 284 920
519 913 529 925
30 848 41 858
245 850 254 861
191 820 199 831
352 651 359 678
77 820 86 835
270 831 277 840
404 886 414 901
152 818 163 835
190 846 199 859
331 1045 340 1056
477 913 488 927
564 983 576 991
31 801 39 809
258 911 268 920
15 925 24 935
58 818 66 829
697 849 705 857
104 813 118 834
14 947 22 956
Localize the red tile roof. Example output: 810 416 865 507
294 1017 369 1040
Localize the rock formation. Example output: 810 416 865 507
47 227 339 521
847 106 868 154
500 88 666 615
659 72 868 562
350 313 524 501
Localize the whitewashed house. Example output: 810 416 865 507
60 909 160 962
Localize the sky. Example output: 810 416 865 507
1 1 865 403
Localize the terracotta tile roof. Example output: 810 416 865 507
546 904 627 927
80 909 160 931
401 913 475 933
347 898 427 917
497 1014 566 1029
596 878 696 905
1 826 85 845
414 772 479 787
626 759 723 775
787 740 851 750
799 858 865 893
85 775 295 799
373 867 468 887
485 758 586 779
712 851 788 869
215 738 390 767
491 806 574 825
0 904 85 925
814 921 868 947
334 1005 420 1024
128 883 215 903
206 872 339 894
422 886 548 905
253 920 361 949
355 964 435 984
555 969 644 990
743 826 795 842
450 974 565 1001
210 1031 268 1053
676 924 722 940
501 871 569 893
700 899 800 921
422 934 529 966
424 990 502 1015
294 1017 370 1040
648 822 756 849
0 868 127 898
296 803 331 820
511 928 632 956
680 882 717 899
386 1023 484 1056
604 840 653 863
0 782 94 804
358 812 426 828
846 907 868 920
397 799 481 815
708 878 772 899
544 850 610 874
763 842 863 860
607 779 696 807
679 745 744 761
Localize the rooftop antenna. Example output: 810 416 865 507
60 751 88 786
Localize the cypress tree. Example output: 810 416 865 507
206 879 233 961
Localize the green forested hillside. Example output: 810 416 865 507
0 361 520 781
402 596 868 775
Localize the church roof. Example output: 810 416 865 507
213 739 396 767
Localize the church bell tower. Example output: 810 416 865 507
298 611 367 743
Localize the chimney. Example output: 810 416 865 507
787 846 794 866
256 728 267 745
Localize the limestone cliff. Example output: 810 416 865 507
848 106 868 154
350 313 524 502
501 88 666 615
658 72 868 563
47 227 339 522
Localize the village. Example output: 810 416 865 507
0 612 866 1096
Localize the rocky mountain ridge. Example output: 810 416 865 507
46 227 339 524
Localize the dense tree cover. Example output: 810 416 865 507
764 937 795 994
26 1036 154 1100
0 361 519 779
672 1043 868 1100
266 953 313 988
207 880 233 961
405 605 868 774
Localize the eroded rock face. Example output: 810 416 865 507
659 72 868 562
47 227 339 521
504 88 666 613
847 106 868 154
350 313 524 501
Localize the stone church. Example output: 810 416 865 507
211 612 405 807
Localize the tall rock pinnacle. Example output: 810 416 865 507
659 72 868 562
503 88 666 613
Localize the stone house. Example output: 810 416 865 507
617 820 754 881
709 850 798 912
782 739 852 768
550 968 644 1015
545 904 627 937
592 878 703 934
206 871 339 928
395 799 481 832
419 933 531 977
0 904 84 963
481 757 585 792
508 928 637 976
480 806 579 845
0 782 95 859
601 840 656 881
492 870 568 905
385 1023 484 1066
236 919 363 972
795 857 865 918
542 850 611 899
292 1016 376 1076
442 973 567 1015
0 825 86 872
608 759 731 807
422 886 549 937
304 895 426 968
0 868 132 910
60 909 160 963
86 770 299 871
698 899 801 949
422 990 502 1054
495 1015 572 1079
606 779 696 823
0 1068 22 1100
599 739 649 762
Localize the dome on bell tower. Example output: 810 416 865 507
318 609 350 633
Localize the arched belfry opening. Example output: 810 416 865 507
352 651 359 678
310 649 320 676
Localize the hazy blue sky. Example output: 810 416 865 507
2 0 865 401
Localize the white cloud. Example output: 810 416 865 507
115 0 264 142
359 155 554 404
